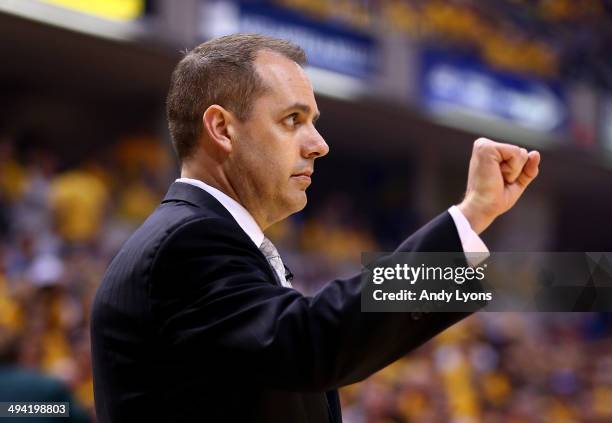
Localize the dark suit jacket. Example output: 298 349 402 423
91 182 471 422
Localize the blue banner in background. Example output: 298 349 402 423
420 49 568 133
200 1 377 79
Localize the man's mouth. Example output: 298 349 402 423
291 170 313 184
292 169 313 177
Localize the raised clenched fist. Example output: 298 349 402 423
458 138 541 234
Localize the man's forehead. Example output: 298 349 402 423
254 50 317 110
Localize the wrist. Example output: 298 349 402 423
457 199 493 235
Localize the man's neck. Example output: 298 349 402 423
180 162 238 202
180 165 271 229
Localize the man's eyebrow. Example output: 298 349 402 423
283 103 321 122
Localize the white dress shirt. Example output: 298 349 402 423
175 178 489 265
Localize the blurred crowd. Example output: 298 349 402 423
277 0 612 82
0 134 175 421
0 134 611 422
340 314 612 423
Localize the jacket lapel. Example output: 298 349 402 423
161 182 281 287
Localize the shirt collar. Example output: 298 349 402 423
175 178 264 248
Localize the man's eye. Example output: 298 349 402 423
285 113 299 126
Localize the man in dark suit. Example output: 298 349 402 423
91 34 540 422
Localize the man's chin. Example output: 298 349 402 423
286 193 308 215
267 193 307 227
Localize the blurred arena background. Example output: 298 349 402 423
1 0 612 421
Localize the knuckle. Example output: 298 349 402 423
473 138 488 152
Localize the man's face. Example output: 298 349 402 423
226 50 329 228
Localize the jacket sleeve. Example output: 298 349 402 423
149 211 471 392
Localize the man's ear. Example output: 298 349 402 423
202 105 234 153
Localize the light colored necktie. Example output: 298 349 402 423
259 237 292 288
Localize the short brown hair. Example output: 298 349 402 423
166 33 306 161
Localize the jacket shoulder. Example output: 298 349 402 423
93 202 227 313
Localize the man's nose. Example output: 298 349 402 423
302 127 329 159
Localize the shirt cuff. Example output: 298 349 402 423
448 205 490 266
